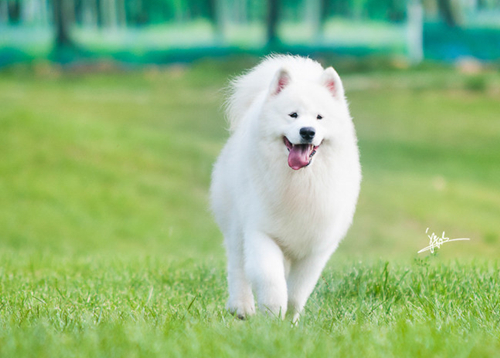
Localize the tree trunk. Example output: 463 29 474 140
0 0 8 23
40 0 50 25
407 0 423 64
306 0 325 42
107 0 118 29
437 0 458 27
52 0 74 48
267 0 279 48
98 0 107 27
209 0 225 44
81 0 98 28
476 0 487 10
116 0 126 27
8 0 21 24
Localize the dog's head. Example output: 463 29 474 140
260 66 350 170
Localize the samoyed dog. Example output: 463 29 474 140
210 55 361 321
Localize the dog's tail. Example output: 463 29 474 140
225 57 276 133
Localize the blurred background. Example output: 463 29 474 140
1 0 500 65
0 0 499 262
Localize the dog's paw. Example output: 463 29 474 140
287 311 300 325
227 299 256 320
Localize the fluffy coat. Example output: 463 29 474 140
210 55 361 321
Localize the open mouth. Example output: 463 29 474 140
284 137 320 170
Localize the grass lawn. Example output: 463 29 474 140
0 59 499 357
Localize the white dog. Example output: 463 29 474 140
210 55 361 322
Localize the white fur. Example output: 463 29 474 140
211 55 361 322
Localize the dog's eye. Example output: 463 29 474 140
289 112 298 118
317 114 323 120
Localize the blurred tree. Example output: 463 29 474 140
7 0 21 23
305 0 323 41
312 0 329 41
437 0 458 27
79 0 98 28
53 0 74 48
100 0 115 28
267 0 280 48
0 0 8 23
117 0 126 26
207 0 224 43
329 0 351 17
476 0 487 10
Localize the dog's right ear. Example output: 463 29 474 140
321 67 345 99
270 68 291 95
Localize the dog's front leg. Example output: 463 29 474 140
225 231 256 319
286 252 332 323
244 231 287 318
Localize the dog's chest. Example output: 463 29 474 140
259 172 343 256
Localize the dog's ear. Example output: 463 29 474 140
321 67 345 99
270 68 291 95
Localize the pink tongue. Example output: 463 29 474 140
288 145 310 170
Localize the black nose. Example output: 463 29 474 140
299 127 316 141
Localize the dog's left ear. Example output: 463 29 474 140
321 67 345 99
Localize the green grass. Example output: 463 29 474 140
0 60 499 357
1 256 499 357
